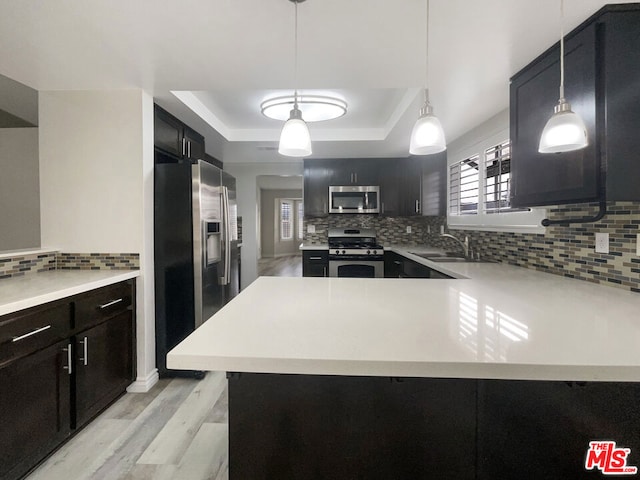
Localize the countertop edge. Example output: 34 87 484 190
166 354 640 382
0 270 140 316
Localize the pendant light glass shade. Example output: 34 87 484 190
410 90 446 155
278 106 312 157
539 0 588 154
410 0 446 156
538 99 588 153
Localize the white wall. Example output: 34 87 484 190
39 90 157 392
224 162 304 288
0 128 40 251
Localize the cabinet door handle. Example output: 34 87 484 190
182 137 186 156
309 256 322 260
12 325 51 342
99 298 123 309
80 336 88 366
63 344 72 374
323 267 327 277
415 200 420 213
381 202 385 214
188 141 191 158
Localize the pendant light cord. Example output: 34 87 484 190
294 0 299 108
559 0 565 100
425 0 430 103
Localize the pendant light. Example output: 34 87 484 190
410 0 446 156
279 0 312 157
538 0 588 153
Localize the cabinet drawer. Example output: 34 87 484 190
0 302 71 366
74 281 133 331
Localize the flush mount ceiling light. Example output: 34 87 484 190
261 95 347 122
409 0 446 156
539 0 588 153
278 0 312 158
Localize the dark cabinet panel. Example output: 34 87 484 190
154 106 184 159
0 339 71 480
154 104 207 162
478 380 640 479
510 6 640 207
184 126 205 161
229 374 477 480
303 160 332 216
511 22 598 207
401 157 423 216
74 311 134 428
302 250 328 277
421 152 447 216
329 158 379 186
384 251 404 278
379 160 403 216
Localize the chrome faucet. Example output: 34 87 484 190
440 233 470 259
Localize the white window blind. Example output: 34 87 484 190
280 200 292 240
449 155 480 215
297 201 304 240
484 141 523 213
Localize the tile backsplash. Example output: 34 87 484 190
0 251 139 279
304 201 640 293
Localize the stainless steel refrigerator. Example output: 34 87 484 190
154 160 239 377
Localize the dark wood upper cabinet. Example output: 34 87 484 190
303 156 446 217
510 5 640 207
329 158 380 186
303 159 332 216
154 104 206 162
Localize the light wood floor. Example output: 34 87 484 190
27 373 229 480
258 254 302 277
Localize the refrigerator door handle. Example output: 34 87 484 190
222 186 231 285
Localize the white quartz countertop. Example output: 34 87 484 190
0 270 140 316
167 255 640 381
299 244 329 250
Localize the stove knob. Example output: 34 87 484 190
367 250 371 254
342 250 346 254
335 249 340 255
373 250 377 255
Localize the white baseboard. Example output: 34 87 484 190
126 368 159 393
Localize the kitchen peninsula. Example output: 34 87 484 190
168 255 640 479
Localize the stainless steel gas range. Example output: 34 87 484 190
327 228 384 278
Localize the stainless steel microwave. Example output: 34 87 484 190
329 186 380 214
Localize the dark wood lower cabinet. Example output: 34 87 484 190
477 380 640 479
0 340 71 480
228 374 477 480
228 374 640 480
0 280 135 480
74 310 134 429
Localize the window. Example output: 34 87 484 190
449 155 480 215
297 201 304 240
484 141 526 214
447 124 546 234
280 200 292 240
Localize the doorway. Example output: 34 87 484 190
257 175 303 277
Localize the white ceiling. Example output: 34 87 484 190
0 0 632 163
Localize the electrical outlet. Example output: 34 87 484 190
307 225 316 234
637 233 640 256
406 226 412 234
427 225 431 234
595 232 609 254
